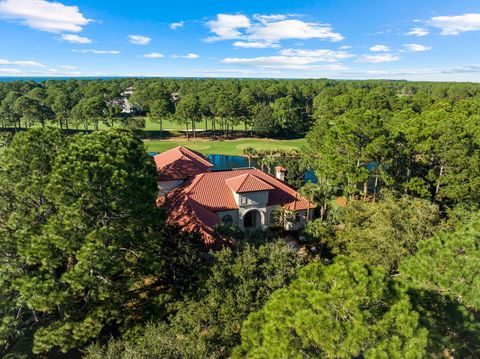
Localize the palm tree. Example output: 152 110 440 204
273 208 295 228
262 156 276 174
299 182 318 222
299 179 335 221
243 147 257 167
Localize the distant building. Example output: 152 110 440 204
155 146 315 246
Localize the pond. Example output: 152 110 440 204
148 152 317 183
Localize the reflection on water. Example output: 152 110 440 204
206 154 317 183
207 154 252 170
148 152 317 183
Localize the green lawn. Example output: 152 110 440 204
142 117 248 131
144 138 307 156
98 117 249 132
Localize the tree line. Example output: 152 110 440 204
2 78 480 139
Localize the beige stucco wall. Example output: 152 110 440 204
237 190 269 229
217 190 312 231
216 209 240 225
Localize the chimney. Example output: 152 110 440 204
275 166 286 181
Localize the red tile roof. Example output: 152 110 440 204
157 165 315 245
180 168 315 212
225 173 274 193
153 146 213 181
157 186 224 247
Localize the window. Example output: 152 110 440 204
240 196 248 205
222 214 233 225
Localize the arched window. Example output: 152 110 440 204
222 214 233 225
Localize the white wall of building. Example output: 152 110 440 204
216 209 240 225
235 190 269 229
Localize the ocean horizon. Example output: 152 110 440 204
0 76 141 83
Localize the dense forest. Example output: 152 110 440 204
2 77 480 138
1 78 480 358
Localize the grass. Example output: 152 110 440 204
2 118 305 157
144 138 307 156
98 117 249 132
143 118 248 131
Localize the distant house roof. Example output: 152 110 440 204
157 166 315 246
153 146 213 181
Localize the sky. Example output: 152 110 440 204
1 0 480 81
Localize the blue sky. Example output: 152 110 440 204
1 0 480 80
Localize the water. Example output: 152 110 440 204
207 154 252 170
207 154 317 183
148 152 317 183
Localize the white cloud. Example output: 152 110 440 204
252 14 288 23
344 64 480 77
143 52 164 58
0 0 91 33
222 56 347 71
339 45 352 50
233 41 279 48
170 21 184 30
223 50 349 69
172 53 200 59
60 65 77 70
128 34 151 45
72 49 120 55
206 13 343 47
279 48 354 62
369 44 390 52
357 53 400 63
249 19 344 43
403 43 432 52
61 33 91 44
184 53 199 59
0 68 23 75
222 47 352 70
0 58 46 67
193 68 265 75
207 14 250 40
406 27 429 37
428 13 480 35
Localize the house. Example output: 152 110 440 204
154 146 213 195
155 146 315 246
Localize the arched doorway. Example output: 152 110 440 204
243 210 261 229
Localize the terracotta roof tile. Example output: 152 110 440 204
225 173 274 193
160 167 314 216
157 186 223 246
154 146 212 180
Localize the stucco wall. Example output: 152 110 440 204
225 190 311 231
216 209 240 225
